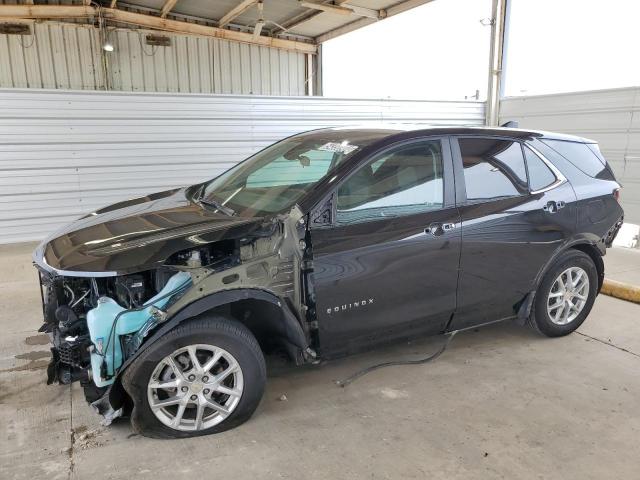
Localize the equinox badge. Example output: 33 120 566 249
326 298 374 315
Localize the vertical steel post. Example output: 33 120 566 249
485 0 508 125
313 44 323 96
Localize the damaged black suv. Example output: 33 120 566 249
33 126 623 438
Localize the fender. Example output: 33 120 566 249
516 235 606 325
533 235 605 291
98 288 309 416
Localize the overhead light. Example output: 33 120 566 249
102 42 114 52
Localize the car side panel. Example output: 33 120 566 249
451 183 578 329
449 136 579 330
529 139 624 245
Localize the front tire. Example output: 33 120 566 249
122 315 266 438
529 250 599 337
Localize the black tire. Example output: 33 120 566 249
122 315 266 439
529 249 599 337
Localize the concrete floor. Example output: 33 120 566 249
1 243 639 480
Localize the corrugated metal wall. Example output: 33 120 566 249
0 21 307 95
500 87 640 224
0 88 485 244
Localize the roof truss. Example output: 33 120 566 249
218 0 259 28
0 5 317 54
159 0 179 18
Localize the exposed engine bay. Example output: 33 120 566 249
39 263 195 392
35 211 313 409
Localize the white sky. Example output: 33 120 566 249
322 0 640 100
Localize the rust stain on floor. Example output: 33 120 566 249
16 351 50 361
1 359 49 373
25 334 49 345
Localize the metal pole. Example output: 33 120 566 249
313 44 323 96
485 0 508 126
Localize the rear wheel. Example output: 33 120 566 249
122 315 266 438
529 250 598 337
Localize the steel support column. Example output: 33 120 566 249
485 0 508 125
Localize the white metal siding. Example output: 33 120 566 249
0 88 484 244
500 87 640 224
0 22 307 95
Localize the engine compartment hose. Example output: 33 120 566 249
335 330 458 388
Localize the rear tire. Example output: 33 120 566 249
122 315 266 439
529 250 598 337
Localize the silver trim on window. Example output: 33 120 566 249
525 144 567 194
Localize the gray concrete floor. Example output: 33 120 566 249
602 245 640 285
1 243 639 480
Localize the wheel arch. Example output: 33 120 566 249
98 288 310 416
569 243 605 292
517 239 605 323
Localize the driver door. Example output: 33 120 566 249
308 138 461 357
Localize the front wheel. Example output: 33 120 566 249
529 249 599 337
122 315 266 438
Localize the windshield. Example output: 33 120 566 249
200 129 395 217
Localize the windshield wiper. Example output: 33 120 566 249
197 197 236 216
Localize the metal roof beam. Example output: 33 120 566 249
298 1 382 19
253 0 264 39
159 0 179 18
218 0 258 28
272 0 348 35
0 5 317 54
315 0 435 43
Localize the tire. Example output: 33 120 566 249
122 315 266 439
529 249 599 337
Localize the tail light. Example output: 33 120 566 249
613 188 621 203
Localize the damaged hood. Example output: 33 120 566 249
33 187 267 276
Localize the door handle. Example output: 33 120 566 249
425 222 456 236
543 200 565 214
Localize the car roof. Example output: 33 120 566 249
320 125 596 144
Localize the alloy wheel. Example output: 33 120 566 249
147 344 244 431
546 266 590 325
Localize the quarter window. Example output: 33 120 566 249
524 146 557 191
336 140 444 224
459 138 528 202
541 139 612 179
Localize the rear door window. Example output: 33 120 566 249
458 138 529 202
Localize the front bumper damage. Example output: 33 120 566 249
35 265 194 422
32 206 314 425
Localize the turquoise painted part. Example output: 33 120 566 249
87 271 192 387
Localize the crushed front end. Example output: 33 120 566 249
35 265 192 402
31 205 313 426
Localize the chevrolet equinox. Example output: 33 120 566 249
33 126 624 438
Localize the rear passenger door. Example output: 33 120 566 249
450 136 577 330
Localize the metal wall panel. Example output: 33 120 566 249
0 88 484 244
0 21 306 95
500 87 640 224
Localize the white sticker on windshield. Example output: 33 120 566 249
318 142 359 155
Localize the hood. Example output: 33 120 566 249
33 187 267 276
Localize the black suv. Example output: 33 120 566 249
33 126 623 438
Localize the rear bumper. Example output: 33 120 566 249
605 216 624 248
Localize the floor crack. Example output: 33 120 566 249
68 383 75 479
576 331 640 359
